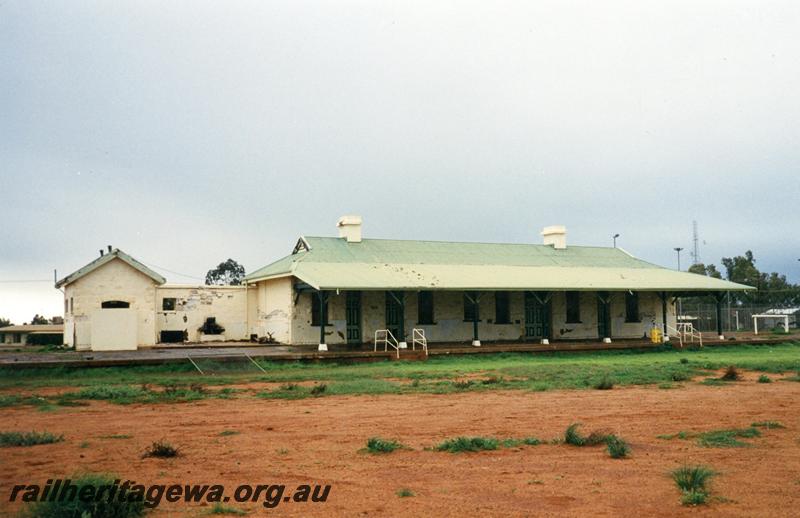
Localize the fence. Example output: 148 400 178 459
676 300 798 333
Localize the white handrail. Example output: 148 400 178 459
665 324 684 348
374 329 400 358
412 328 428 356
677 322 703 347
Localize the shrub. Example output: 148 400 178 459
435 436 499 453
310 384 327 396
24 473 146 518
143 440 179 458
0 431 64 447
671 372 690 382
594 376 614 390
721 366 741 381
396 488 415 497
605 435 630 459
679 358 689 364
364 437 404 454
757 374 772 383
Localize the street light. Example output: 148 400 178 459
612 234 620 248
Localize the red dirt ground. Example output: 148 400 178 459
1 379 799 517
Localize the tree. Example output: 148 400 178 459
0 318 11 328
30 314 49 325
687 263 722 279
205 259 246 286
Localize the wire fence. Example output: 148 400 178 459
677 301 799 333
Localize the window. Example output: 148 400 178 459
417 291 434 325
162 298 176 311
463 291 479 321
625 292 640 322
101 300 130 309
495 291 510 324
311 293 329 326
64 299 69 314
565 292 581 323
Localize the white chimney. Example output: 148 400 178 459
541 225 567 249
337 215 363 243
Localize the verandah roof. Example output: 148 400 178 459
245 236 752 292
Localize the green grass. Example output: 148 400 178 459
207 502 248 515
363 437 405 454
23 473 146 517
2 342 800 404
672 466 716 506
659 427 761 448
752 421 784 429
564 423 610 447
396 488 415 497
0 431 64 447
435 436 500 453
219 430 240 436
605 435 630 458
99 434 132 439
757 374 772 383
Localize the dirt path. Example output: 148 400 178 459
1 379 799 517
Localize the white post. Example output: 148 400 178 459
753 316 758 335
785 315 790 333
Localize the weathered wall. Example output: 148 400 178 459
290 289 676 345
62 258 158 351
155 285 248 342
249 278 293 343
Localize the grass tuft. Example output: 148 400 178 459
24 473 146 517
364 437 405 454
721 365 741 381
435 436 499 453
310 383 327 396
757 374 772 383
452 379 473 390
564 423 610 447
0 431 64 447
752 421 784 429
672 465 715 506
143 440 179 458
697 428 759 448
396 488 415 497
605 435 630 458
593 376 614 390
219 430 240 436
207 502 248 515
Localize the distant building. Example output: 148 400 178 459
760 307 800 329
0 324 64 345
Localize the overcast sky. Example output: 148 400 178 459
1 1 799 324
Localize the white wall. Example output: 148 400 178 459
63 258 158 351
155 285 249 342
250 277 293 343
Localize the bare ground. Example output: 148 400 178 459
1 378 799 517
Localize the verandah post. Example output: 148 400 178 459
715 291 724 340
318 290 327 351
660 291 669 343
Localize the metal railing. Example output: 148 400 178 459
664 324 683 348
411 328 428 356
374 329 400 359
677 322 703 347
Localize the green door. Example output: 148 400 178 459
346 291 362 344
385 291 404 340
597 292 611 339
524 292 550 339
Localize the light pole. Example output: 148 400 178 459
674 247 684 321
612 233 620 248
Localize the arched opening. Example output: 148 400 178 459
101 300 130 309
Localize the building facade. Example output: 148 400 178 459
57 218 751 351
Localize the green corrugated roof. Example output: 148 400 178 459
244 236 752 292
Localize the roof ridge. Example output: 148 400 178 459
302 235 619 250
